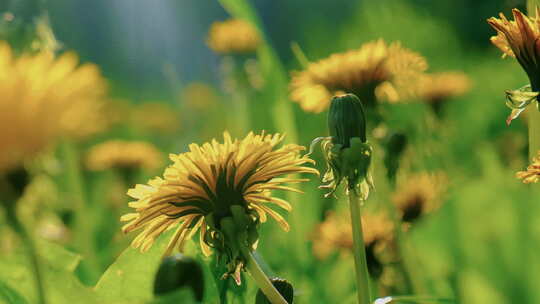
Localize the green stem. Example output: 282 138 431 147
6 207 46 304
528 0 540 160
347 190 371 304
241 248 288 304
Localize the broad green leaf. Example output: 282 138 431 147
94 230 174 304
0 252 97 304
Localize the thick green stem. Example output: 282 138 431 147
528 0 540 159
348 191 372 304
6 207 46 304
528 107 540 158
241 248 288 304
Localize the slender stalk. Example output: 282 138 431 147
241 248 288 304
348 190 371 304
528 0 540 160
6 207 46 304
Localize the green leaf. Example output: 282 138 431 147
0 250 98 304
35 239 82 272
94 230 174 304
0 280 29 304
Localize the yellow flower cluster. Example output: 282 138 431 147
86 140 163 171
290 40 428 113
207 19 261 55
0 42 107 173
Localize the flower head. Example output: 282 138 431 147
207 19 261 55
418 72 471 105
312 211 394 277
516 150 540 183
121 132 317 282
0 41 107 174
392 172 447 224
290 40 427 113
131 102 180 134
86 140 163 171
488 8 540 86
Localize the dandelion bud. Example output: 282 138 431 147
153 254 204 302
317 94 373 198
328 94 367 146
255 277 294 304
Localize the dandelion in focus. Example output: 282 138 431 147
120 132 317 283
207 19 261 55
488 8 540 124
290 40 427 113
0 41 107 175
516 151 540 183
392 172 447 225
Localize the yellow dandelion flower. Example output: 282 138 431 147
312 211 394 277
516 150 540 183
207 19 261 55
181 83 219 111
131 102 180 134
86 140 163 171
392 172 447 223
488 8 540 88
418 72 472 105
120 132 317 274
289 40 428 113
312 211 394 258
0 41 107 173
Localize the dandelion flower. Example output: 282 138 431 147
207 19 261 55
86 140 163 171
132 102 180 134
392 172 447 224
312 211 394 277
290 40 427 113
517 151 540 183
0 41 107 174
121 132 317 280
418 72 471 107
488 8 540 87
181 83 219 112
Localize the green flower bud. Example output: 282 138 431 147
328 94 367 147
316 93 373 198
255 277 294 304
153 254 205 302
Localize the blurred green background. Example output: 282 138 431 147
2 0 540 303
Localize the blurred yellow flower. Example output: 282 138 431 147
290 40 428 113
0 41 107 173
181 83 219 111
312 211 394 260
516 151 540 183
418 72 471 105
207 19 261 55
121 132 318 261
131 102 180 134
86 140 163 171
488 8 540 87
392 172 447 224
